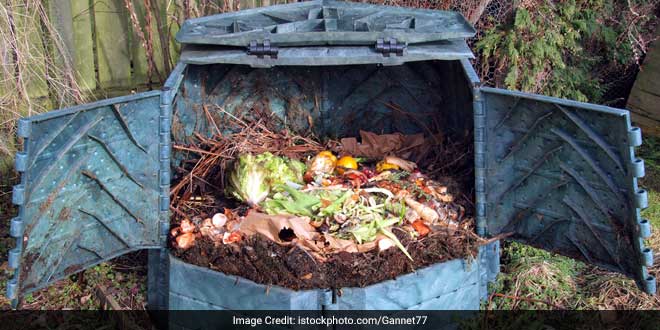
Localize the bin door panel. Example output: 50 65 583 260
479 87 654 293
7 91 164 301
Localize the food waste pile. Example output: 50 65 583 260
170 128 486 289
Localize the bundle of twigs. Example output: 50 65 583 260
170 114 325 216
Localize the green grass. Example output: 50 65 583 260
486 242 583 309
0 256 147 310
643 189 660 233
640 135 660 191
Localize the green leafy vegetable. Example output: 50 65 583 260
227 153 306 206
385 199 407 225
281 185 321 208
256 152 306 189
262 185 321 217
319 190 353 217
350 216 412 261
227 154 270 206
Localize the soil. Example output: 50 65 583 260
171 223 480 290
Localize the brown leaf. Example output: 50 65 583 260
323 233 378 253
323 234 359 253
340 130 427 160
239 211 318 245
383 156 417 172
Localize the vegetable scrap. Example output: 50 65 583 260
170 120 484 289
172 144 474 258
227 153 305 207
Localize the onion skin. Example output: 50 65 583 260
175 232 196 249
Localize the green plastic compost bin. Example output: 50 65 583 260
6 0 655 315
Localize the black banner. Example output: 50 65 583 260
0 310 659 330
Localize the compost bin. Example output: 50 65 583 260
5 0 655 313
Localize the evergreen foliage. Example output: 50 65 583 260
476 0 657 102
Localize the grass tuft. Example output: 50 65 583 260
487 242 581 309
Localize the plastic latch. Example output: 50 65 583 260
629 127 642 147
160 196 169 212
10 217 23 238
375 38 405 57
320 289 338 310
17 119 31 139
631 158 645 178
639 218 652 239
160 222 170 237
8 248 20 269
635 189 648 209
247 40 278 59
642 248 654 267
645 275 657 294
12 185 25 205
462 257 473 272
14 152 27 173
6 278 17 299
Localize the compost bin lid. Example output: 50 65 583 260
178 39 474 67
176 0 476 47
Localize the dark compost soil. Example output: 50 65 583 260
171 224 480 290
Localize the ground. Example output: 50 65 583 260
0 137 659 313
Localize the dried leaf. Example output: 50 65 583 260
340 130 427 160
239 211 318 244
323 233 378 253
323 234 358 253
383 156 417 172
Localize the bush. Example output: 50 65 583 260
476 0 658 102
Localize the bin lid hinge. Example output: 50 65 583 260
247 40 278 58
320 288 339 310
375 38 405 57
